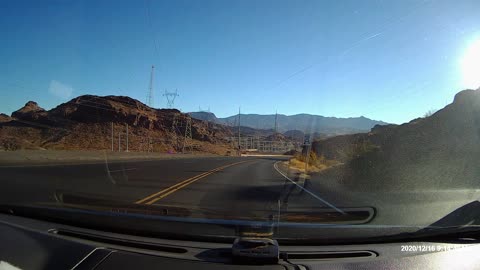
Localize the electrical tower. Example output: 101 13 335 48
182 116 192 153
198 106 211 112
146 65 155 107
163 89 179 108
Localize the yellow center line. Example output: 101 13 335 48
135 160 252 205
135 168 221 204
143 163 234 205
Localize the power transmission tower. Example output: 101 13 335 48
182 116 192 153
146 65 154 107
163 89 179 108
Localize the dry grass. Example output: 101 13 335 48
285 152 340 174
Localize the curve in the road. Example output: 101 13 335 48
135 160 253 205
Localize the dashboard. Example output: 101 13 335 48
1 213 480 270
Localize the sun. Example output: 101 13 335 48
460 38 480 89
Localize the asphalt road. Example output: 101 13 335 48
0 157 309 221
1 156 479 226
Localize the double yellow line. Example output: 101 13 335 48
135 160 251 205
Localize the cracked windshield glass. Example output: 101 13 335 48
1 0 480 242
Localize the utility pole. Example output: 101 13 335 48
147 65 154 107
126 124 129 152
303 132 313 173
171 113 179 150
238 107 241 152
274 111 278 134
118 132 121 152
182 116 192 153
111 122 114 151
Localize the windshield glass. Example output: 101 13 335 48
1 0 480 242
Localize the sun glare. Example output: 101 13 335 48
461 38 480 89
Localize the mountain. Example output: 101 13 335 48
189 112 388 135
188 112 219 123
11 101 46 120
283 130 305 141
311 88 480 191
0 95 235 153
0 113 11 123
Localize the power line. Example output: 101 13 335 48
144 0 161 59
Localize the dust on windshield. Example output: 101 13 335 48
1 0 480 239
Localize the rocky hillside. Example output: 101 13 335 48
0 95 235 154
312 89 480 190
188 111 219 123
0 114 11 123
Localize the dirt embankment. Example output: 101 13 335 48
310 89 480 191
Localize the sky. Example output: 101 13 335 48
1 0 480 124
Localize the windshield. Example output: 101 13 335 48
1 0 480 242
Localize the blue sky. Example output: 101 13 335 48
1 0 479 124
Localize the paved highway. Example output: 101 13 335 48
0 157 320 221
1 156 478 226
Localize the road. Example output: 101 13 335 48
1 156 479 226
0 157 318 221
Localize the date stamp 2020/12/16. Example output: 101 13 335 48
401 245 469 252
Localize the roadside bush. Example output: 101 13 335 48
1 138 21 151
295 151 318 166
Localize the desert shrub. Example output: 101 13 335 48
295 150 318 166
1 138 21 151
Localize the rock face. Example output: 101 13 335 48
11 101 47 121
188 112 219 123
0 113 12 123
312 89 480 190
0 95 235 153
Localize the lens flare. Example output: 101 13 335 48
460 38 480 89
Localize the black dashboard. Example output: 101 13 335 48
1 213 480 270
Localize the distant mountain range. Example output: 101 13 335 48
188 111 388 135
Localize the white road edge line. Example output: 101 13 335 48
70 247 110 270
273 161 346 215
